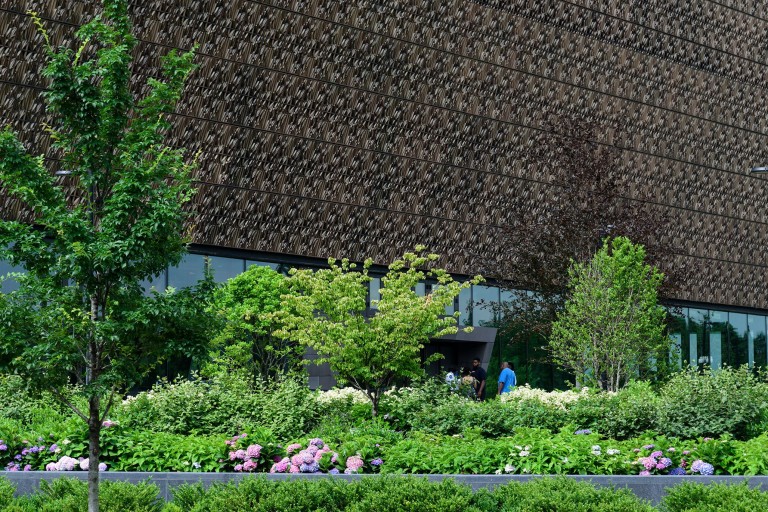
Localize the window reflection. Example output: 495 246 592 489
727 313 748 368
472 285 500 327
168 254 206 289
0 260 21 294
749 315 767 368
208 256 245 283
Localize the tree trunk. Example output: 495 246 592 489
371 394 379 418
88 394 101 512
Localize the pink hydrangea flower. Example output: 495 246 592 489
301 451 314 465
291 454 303 466
98 463 107 471
246 444 262 459
346 455 364 471
307 445 319 456
286 443 302 454
289 464 300 473
639 470 650 476
233 464 244 472
79 458 89 471
45 462 57 471
270 458 290 473
243 460 258 472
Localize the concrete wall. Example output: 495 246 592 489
4 472 767 506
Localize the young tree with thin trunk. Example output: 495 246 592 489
548 237 669 392
274 247 482 417
0 2 200 511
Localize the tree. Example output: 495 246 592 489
0 3 199 510
483 115 690 377
548 236 669 392
205 265 303 381
274 247 483 417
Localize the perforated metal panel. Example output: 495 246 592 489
2 0 768 309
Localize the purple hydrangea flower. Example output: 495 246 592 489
233 464 244 472
370 458 383 466
699 463 714 475
0 444 7 451
574 429 592 435
309 438 324 449
658 458 673 469
642 444 655 450
300 461 320 473
669 467 687 475
98 463 107 471
246 444 262 459
328 468 340 474
49 444 58 452
639 470 650 476
23 464 31 471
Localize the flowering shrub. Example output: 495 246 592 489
45 456 108 472
2 437 59 471
500 384 595 409
223 432 282 473
316 388 368 406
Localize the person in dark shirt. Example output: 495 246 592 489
470 357 487 401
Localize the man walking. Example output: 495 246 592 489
470 357 487 401
498 361 517 395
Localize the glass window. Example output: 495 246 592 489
140 269 167 295
727 312 749 368
472 285 500 327
749 315 767 368
687 308 707 367
459 286 472 326
414 283 425 296
168 254 205 289
0 260 21 294
208 256 244 283
247 260 279 271
667 308 686 369
709 310 727 370
369 278 381 309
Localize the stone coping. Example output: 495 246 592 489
3 472 767 505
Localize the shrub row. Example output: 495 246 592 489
375 367 768 441
2 476 768 512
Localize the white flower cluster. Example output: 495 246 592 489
499 384 592 409
315 387 369 405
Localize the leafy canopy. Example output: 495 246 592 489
549 236 669 392
274 246 483 416
205 265 303 380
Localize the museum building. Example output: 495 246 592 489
3 1 768 383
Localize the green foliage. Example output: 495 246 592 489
205 266 302 380
0 2 202 507
660 482 768 512
114 374 319 440
6 479 162 512
656 366 768 440
0 477 15 506
275 247 482 416
550 237 669 391
346 477 479 512
490 477 655 512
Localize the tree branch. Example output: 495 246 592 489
51 386 88 422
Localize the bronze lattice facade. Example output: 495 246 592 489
2 0 768 311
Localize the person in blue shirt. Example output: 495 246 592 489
498 361 516 395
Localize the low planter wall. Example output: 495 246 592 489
4 472 768 505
